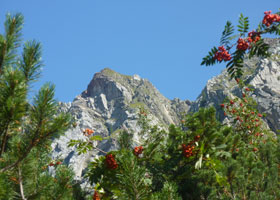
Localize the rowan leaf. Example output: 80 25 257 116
201 47 218 66
220 21 235 48
237 13 249 36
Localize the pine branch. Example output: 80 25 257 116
0 13 24 72
1 84 70 172
0 35 7 75
20 40 43 83
0 124 10 157
0 115 69 172
0 130 54 172
0 68 27 156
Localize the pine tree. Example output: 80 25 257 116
0 13 77 199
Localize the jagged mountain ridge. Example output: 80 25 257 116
52 38 280 181
53 68 191 179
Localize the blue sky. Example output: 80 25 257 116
1 1 279 102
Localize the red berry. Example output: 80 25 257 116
237 38 249 51
258 113 262 117
133 146 143 156
214 46 231 62
105 154 118 169
263 11 280 27
220 104 225 108
230 100 234 105
84 128 94 136
182 142 195 158
247 30 261 44
93 191 101 200
194 135 201 141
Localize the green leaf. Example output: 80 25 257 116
237 13 249 36
249 39 270 59
67 139 80 147
225 49 246 79
215 151 231 158
90 135 103 141
215 144 227 150
201 47 218 66
220 21 235 48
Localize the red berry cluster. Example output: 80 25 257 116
83 128 94 136
221 87 266 152
262 11 280 27
105 154 118 169
182 135 200 158
214 46 231 61
237 38 249 51
182 144 195 158
247 30 261 44
133 146 143 156
48 161 62 167
92 191 101 200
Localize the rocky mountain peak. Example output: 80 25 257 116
53 38 280 186
53 68 190 180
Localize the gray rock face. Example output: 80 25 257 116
190 38 280 133
52 68 190 179
52 38 280 182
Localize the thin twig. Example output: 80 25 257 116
18 166 27 200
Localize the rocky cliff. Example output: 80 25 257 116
52 68 190 180
52 38 280 184
191 38 280 133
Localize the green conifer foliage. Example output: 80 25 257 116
0 13 77 199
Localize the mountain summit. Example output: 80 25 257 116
53 68 190 179
52 38 280 183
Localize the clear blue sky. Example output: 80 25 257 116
1 1 279 102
